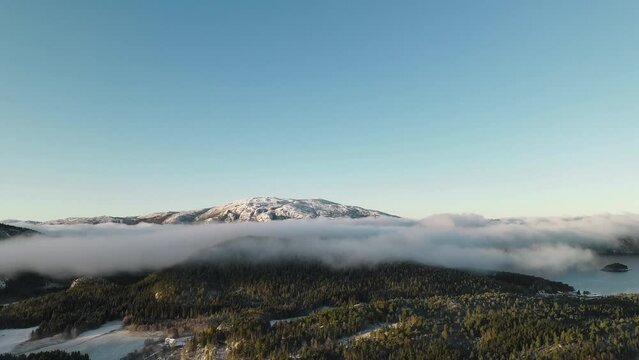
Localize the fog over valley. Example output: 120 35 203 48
2 213 639 279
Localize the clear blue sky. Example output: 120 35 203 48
1 0 638 220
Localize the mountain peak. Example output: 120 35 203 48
193 197 393 223
13 198 396 226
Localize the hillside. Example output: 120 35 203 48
0 224 38 240
13 197 395 225
4 262 639 359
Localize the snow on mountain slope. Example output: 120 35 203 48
25 197 396 225
194 197 392 223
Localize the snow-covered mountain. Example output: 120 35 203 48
11 197 396 225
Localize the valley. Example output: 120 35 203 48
2 201 639 359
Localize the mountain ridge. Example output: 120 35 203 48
4 197 396 226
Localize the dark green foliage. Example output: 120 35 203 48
0 351 88 360
0 262 520 338
0 273 68 305
602 262 630 272
0 279 126 338
0 223 38 240
492 272 574 293
3 262 638 359
188 292 639 359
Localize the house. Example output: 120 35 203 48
164 336 190 348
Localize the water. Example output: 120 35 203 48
551 255 639 295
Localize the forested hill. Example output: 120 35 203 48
10 262 639 360
0 262 568 337
0 351 88 360
0 223 38 240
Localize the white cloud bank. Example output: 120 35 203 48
1 213 639 278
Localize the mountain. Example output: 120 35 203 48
0 223 39 240
16 197 396 225
602 236 639 255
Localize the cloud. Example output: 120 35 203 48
1 214 638 278
420 213 490 228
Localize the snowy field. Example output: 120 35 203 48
1 321 161 360
0 326 37 354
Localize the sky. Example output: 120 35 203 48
1 0 638 221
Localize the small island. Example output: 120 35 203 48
601 262 630 272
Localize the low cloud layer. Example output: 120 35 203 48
2 213 639 278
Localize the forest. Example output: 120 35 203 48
0 351 88 360
2 262 639 359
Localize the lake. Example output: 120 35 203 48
550 255 639 295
